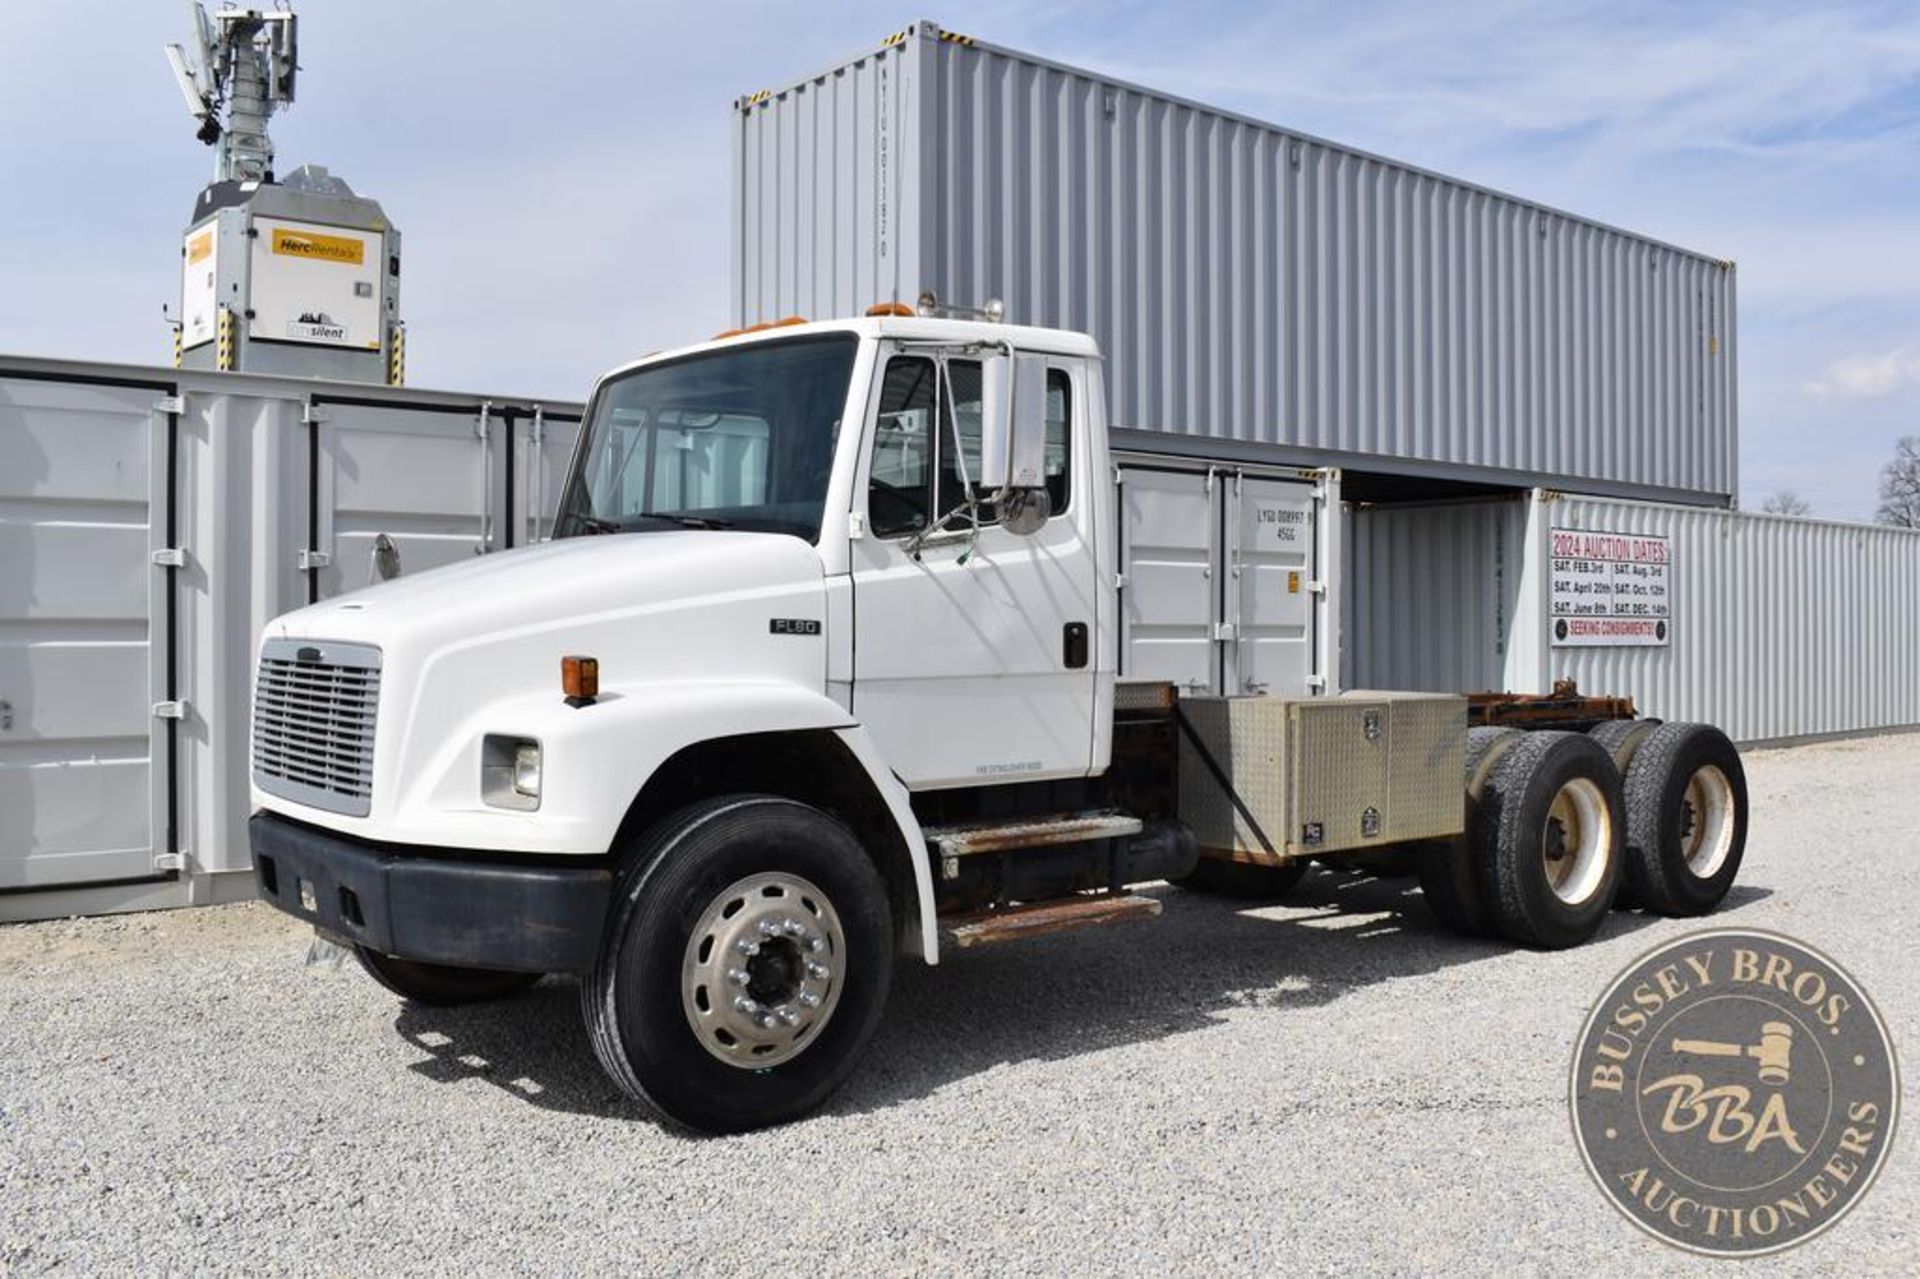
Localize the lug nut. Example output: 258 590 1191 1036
757 919 779 938
733 996 758 1014
806 961 830 981
797 991 821 1009
782 919 805 936
737 939 760 957
757 1013 776 1030
777 1009 801 1027
726 968 750 987
807 937 827 953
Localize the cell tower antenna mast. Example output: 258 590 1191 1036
165 3 299 184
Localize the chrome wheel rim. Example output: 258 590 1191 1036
1542 777 1611 905
1679 764 1736 878
681 871 845 1069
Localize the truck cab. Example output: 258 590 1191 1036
248 313 1749 1133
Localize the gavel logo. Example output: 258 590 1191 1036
1671 1021 1795 1086
1572 933 1898 1257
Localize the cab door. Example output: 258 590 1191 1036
849 349 1098 789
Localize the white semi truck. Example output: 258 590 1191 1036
248 311 1749 1132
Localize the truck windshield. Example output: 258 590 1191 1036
556 333 859 542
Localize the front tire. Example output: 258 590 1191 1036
582 795 893 1134
352 948 543 1006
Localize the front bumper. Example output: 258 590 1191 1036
249 812 612 974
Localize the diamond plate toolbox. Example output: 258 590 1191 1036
1178 692 1466 860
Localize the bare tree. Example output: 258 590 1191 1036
1878 436 1920 529
1761 491 1812 516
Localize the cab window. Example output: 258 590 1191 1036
868 355 1073 538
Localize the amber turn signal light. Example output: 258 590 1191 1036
562 654 599 707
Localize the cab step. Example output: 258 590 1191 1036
923 810 1144 858
940 892 1163 949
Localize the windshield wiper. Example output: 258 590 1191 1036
634 513 736 531
572 514 625 535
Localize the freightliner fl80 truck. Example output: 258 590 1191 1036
247 309 1749 1132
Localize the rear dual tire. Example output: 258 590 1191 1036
1472 731 1625 949
1417 727 1521 938
1618 722 1747 916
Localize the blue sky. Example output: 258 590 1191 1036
3 1 1917 518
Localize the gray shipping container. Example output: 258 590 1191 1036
734 21 1738 504
1346 492 1920 745
0 353 581 922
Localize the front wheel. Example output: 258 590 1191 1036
582 795 893 1134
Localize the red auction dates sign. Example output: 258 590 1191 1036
1551 526 1671 647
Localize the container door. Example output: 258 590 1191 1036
512 409 583 545
0 376 173 888
1227 474 1317 697
1117 467 1217 693
311 400 504 599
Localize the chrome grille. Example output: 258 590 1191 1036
252 638 382 817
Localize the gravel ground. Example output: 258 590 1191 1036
2 734 1915 1274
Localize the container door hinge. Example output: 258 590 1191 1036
151 548 187 568
153 852 187 873
1306 579 1327 596
1213 622 1237 642
297 549 332 570
152 700 188 720
1306 675 1328 690
1114 571 1128 591
153 395 184 415
302 404 330 425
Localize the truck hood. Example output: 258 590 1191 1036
268 530 826 652
251 529 840 853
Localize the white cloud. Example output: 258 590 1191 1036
1806 347 1920 397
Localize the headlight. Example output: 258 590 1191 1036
512 743 542 798
482 735 541 811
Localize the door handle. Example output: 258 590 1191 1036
1063 622 1089 670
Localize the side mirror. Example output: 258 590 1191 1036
979 351 1051 534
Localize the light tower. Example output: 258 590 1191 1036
166 3 404 383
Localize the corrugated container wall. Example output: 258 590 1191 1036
1549 497 1920 743
1342 497 1528 694
734 22 1738 503
1348 494 1920 745
0 353 581 923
